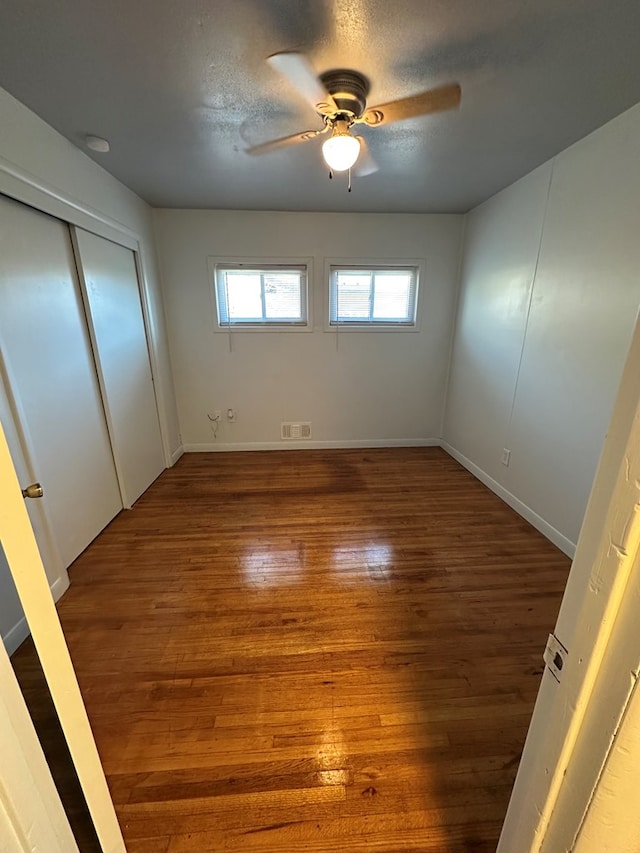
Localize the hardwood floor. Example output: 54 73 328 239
12 448 571 851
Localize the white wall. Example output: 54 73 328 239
443 104 640 555
154 210 463 449
0 86 180 651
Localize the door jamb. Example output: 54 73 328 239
498 309 640 849
0 421 125 852
0 632 78 852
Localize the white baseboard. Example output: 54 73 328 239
4 616 29 656
4 573 70 657
183 438 441 452
50 574 70 603
440 441 576 559
170 445 185 465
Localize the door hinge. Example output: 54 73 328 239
543 633 568 683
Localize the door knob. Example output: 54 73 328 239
22 482 44 499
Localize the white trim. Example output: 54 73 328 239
0 155 138 247
3 576 69 657
171 445 185 465
184 438 440 452
440 440 576 558
4 619 29 658
50 575 70 602
208 255 314 333
324 256 425 332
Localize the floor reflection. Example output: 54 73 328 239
241 542 307 586
316 723 346 773
331 543 393 582
240 541 394 588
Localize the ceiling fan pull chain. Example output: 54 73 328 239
348 167 352 192
329 169 333 180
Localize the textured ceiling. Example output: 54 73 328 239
1 0 640 213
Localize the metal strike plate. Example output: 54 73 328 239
543 633 568 683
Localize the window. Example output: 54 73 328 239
214 263 308 328
328 265 420 328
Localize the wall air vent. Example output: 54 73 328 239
281 421 312 440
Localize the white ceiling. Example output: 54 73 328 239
1 0 639 213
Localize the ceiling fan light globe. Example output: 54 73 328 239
322 133 361 172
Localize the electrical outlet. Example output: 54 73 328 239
226 408 236 422
501 448 511 466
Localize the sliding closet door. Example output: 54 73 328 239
73 228 164 506
0 195 122 567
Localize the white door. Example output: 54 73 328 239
0 420 125 852
0 636 78 853
498 310 640 850
0 195 122 567
73 228 165 506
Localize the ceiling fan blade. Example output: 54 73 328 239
362 83 461 127
246 128 325 156
267 52 337 115
354 136 378 176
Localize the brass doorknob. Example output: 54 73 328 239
22 483 44 499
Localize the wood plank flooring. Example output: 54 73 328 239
11 448 571 852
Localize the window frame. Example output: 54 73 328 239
209 257 313 332
324 258 424 332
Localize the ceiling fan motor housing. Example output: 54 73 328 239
320 69 370 119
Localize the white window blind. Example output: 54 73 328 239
215 264 308 326
329 266 419 326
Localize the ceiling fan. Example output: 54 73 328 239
247 52 462 178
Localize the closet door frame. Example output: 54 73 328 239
0 165 173 473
